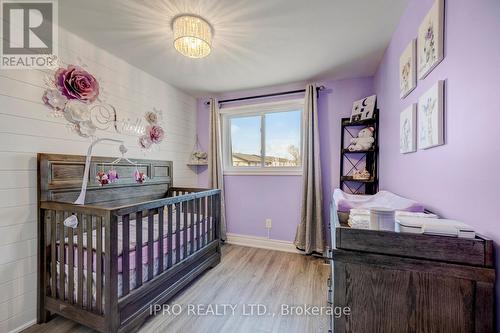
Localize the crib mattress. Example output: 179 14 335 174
56 236 206 305
56 212 210 273
54 211 212 305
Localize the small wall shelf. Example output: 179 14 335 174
187 162 208 167
342 148 377 154
188 134 208 169
339 110 379 195
341 117 377 127
340 176 375 183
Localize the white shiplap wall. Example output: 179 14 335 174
0 27 198 332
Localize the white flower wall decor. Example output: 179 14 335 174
400 104 417 153
418 81 445 149
400 39 417 99
41 59 166 149
417 0 445 79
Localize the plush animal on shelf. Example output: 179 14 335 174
348 127 375 151
352 168 371 180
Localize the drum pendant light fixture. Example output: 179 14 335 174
173 15 212 58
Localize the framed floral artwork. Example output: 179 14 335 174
417 0 445 79
418 80 444 149
400 39 417 99
400 104 417 153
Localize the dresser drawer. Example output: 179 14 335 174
334 225 493 266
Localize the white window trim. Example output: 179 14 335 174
221 98 304 176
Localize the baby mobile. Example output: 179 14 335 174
42 60 165 189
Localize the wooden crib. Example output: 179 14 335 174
37 153 221 333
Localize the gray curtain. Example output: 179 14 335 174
208 98 227 241
294 84 325 254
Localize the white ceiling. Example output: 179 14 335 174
59 0 408 96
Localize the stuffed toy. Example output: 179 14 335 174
348 127 375 151
352 168 371 180
107 169 119 183
96 171 109 186
134 170 147 184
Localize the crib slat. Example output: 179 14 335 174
77 214 84 307
67 215 74 304
54 212 61 299
214 193 220 240
86 216 93 309
189 200 195 254
182 201 188 259
158 207 164 274
57 211 65 301
136 211 143 288
38 210 49 322
148 211 154 280
175 203 181 264
196 198 201 250
167 205 173 268
50 210 57 298
95 216 103 314
122 214 130 296
196 198 204 249
201 196 206 247
207 195 213 242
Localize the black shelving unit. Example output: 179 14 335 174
339 110 379 194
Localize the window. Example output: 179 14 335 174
221 99 303 175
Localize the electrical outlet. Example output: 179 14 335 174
265 219 272 229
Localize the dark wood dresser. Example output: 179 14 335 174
330 222 495 333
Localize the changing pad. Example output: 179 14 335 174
333 189 425 213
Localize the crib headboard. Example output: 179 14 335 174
38 153 173 204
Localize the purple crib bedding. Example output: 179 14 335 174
56 212 209 274
57 242 200 303
333 189 425 213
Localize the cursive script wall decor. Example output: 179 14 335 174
42 62 165 148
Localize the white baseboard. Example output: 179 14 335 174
226 233 301 254
9 319 36 333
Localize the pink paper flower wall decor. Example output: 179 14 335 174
148 125 164 144
138 110 165 150
55 65 100 103
42 63 167 149
138 135 152 149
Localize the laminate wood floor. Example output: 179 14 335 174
24 244 330 333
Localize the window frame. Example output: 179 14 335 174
221 98 304 176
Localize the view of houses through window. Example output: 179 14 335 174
229 109 302 168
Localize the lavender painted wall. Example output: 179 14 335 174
197 78 374 242
374 0 500 324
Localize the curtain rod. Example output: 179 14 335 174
204 85 325 106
